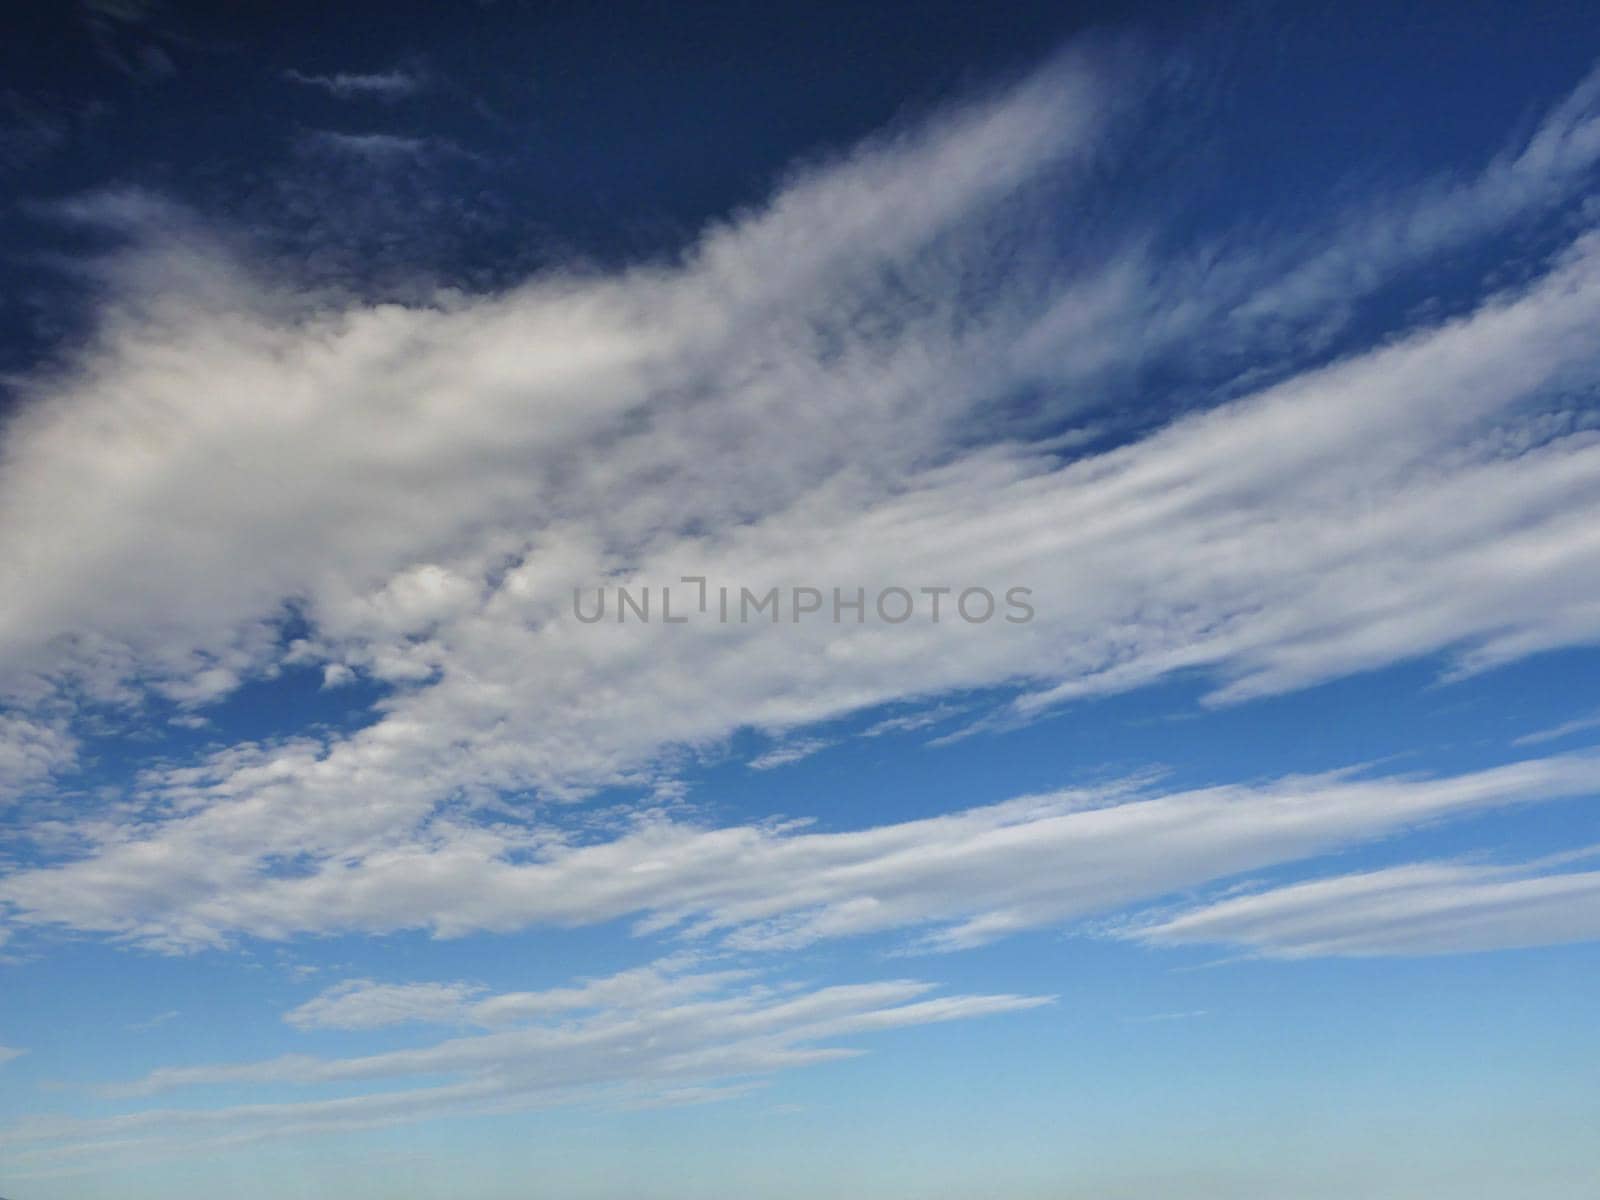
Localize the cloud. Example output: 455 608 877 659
0 714 76 803
0 93 71 171
3 959 1048 1171
126 1009 180 1032
860 703 970 738
0 1045 25 1066
1514 709 1600 746
284 979 487 1029
4 750 1597 953
747 737 832 771
1 68 1593 715
2 51 1600 961
287 958 761 1031
283 67 426 100
1128 856 1600 958
0 49 1110 711
80 0 175 82
1121 1010 1206 1024
297 130 436 159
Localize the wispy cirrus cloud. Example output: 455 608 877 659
4 751 1598 954
1514 709 1600 746
282 66 425 100
1 49 1600 974
80 0 175 82
282 957 759 1033
747 737 833 771
284 979 489 1030
3 959 1047 1173
298 129 435 159
1128 854 1600 958
125 1009 180 1033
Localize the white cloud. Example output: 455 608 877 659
1514 709 1600 746
3 751 1597 953
861 703 970 738
285 979 487 1030
126 1009 180 1032
298 130 442 160
0 714 76 803
287 958 765 1032
2 52 1600 962
294 131 467 167
0 1044 25 1066
0 50 1110 712
747 737 832 771
2 959 1048 1172
282 67 425 100
1129 856 1600 958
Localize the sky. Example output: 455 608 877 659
2 1 1600 1197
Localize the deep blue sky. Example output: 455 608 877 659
6 1 1600 349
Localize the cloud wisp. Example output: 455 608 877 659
2 958 1049 1173
282 66 425 100
4 752 1598 953
1129 854 1600 959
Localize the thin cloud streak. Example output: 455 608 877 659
4 752 1598 952
1130 857 1600 958
282 66 425 100
2 959 1050 1172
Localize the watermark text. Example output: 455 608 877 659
571 577 1034 625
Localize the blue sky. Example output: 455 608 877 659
2 2 1600 1197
